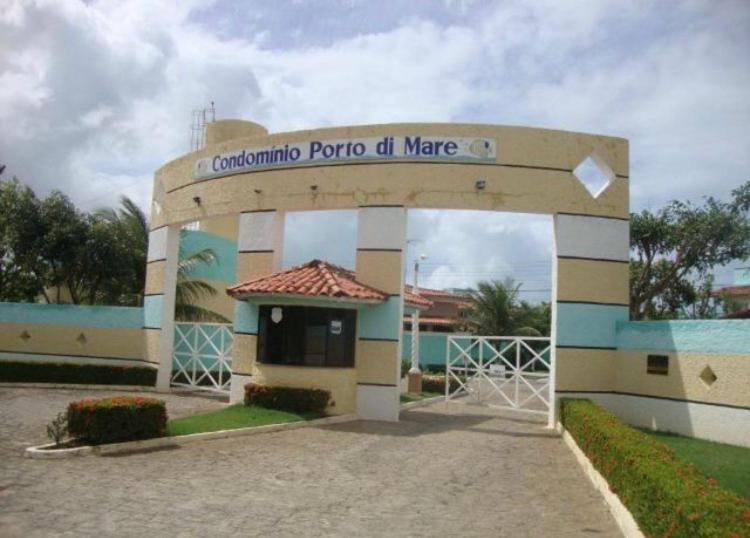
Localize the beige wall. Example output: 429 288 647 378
616 351 749 408
253 364 357 415
152 123 629 229
0 323 146 365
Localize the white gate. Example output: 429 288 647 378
172 322 233 394
445 336 554 425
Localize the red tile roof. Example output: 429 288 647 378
712 285 750 297
227 259 432 308
725 308 750 319
403 315 460 326
405 285 465 300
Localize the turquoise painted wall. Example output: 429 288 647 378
358 297 401 340
557 303 629 349
143 295 163 329
180 230 237 283
616 320 750 354
0 302 143 328
734 267 750 286
234 301 259 334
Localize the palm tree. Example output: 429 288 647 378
98 196 229 321
465 279 520 335
175 246 230 322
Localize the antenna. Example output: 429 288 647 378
190 101 216 151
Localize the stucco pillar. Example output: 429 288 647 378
143 224 180 392
229 209 285 403
354 205 406 421
553 212 630 426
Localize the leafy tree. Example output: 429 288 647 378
1 175 229 321
630 181 750 319
0 177 45 301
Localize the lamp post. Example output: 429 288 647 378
408 254 427 393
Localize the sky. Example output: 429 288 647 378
2 0 749 299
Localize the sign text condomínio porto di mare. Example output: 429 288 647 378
193 136 497 180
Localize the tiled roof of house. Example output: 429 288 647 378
712 285 750 297
227 259 432 308
403 315 460 326
725 308 750 319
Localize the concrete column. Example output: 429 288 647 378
143 224 180 392
229 210 285 403
354 205 406 421
553 212 630 426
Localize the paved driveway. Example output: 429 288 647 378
0 387 620 537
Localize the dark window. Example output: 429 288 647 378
647 354 669 375
257 306 356 368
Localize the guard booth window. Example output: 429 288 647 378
257 305 356 367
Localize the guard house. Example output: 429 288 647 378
226 260 431 417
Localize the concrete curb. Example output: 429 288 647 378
0 383 158 392
557 422 645 538
25 414 358 459
400 396 443 410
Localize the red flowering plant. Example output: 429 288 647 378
244 383 331 414
67 396 167 445
560 398 750 537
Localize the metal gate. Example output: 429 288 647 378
446 335 554 425
172 322 233 394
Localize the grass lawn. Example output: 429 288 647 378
400 392 442 403
167 404 323 437
644 429 750 499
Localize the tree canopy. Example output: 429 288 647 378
0 174 227 321
630 181 750 319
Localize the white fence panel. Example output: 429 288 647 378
446 335 554 425
172 322 233 394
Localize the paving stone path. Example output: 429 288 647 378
0 387 620 537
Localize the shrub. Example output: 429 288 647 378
67 396 167 445
0 361 156 386
560 398 750 538
421 375 461 394
244 383 331 414
46 412 68 446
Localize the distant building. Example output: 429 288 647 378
713 267 750 318
402 286 471 333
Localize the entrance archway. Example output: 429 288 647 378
144 120 629 422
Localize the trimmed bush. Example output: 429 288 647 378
560 398 750 538
421 375 461 394
0 361 156 386
67 396 167 444
244 383 331 414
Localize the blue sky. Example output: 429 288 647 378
1 0 749 299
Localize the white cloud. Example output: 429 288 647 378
1 0 748 294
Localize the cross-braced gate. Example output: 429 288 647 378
172 322 233 394
445 335 554 426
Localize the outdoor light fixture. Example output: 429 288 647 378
193 196 202 206
254 188 262 194
310 184 318 191
475 180 486 191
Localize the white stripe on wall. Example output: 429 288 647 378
357 207 406 250
147 227 169 262
238 211 277 252
569 392 750 448
555 214 629 261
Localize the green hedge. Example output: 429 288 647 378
67 396 167 445
0 361 156 386
244 383 331 414
560 398 750 538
